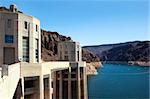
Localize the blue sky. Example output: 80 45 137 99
0 0 149 46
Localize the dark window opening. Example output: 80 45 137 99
63 81 68 99
71 81 77 99
24 21 27 29
35 39 38 62
36 25 38 32
77 51 80 61
64 55 68 60
7 19 11 28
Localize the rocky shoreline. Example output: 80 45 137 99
103 61 150 66
128 61 150 66
86 61 150 75
86 62 102 75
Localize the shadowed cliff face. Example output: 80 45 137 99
83 41 150 66
41 29 100 62
82 48 99 63
41 29 71 61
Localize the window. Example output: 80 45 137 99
65 44 67 48
36 25 38 32
35 39 38 62
7 19 11 28
60 51 62 60
64 55 68 60
22 37 29 62
44 78 49 89
65 51 68 54
5 35 13 43
77 51 80 61
24 21 27 29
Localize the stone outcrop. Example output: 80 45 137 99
82 48 99 63
86 62 101 75
82 48 101 75
41 29 72 61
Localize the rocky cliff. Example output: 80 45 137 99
41 29 101 74
41 29 71 61
83 41 150 66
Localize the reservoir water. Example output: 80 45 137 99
88 64 150 99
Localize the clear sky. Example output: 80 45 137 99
0 0 149 46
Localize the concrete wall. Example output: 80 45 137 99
20 63 42 77
0 62 87 99
20 62 70 99
41 62 70 75
0 12 18 65
0 63 20 99
21 62 70 77
18 13 41 63
58 42 82 62
0 9 41 65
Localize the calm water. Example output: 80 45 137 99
88 64 150 99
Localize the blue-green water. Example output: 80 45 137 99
88 64 150 99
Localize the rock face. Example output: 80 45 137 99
86 62 102 75
82 48 99 63
81 48 101 75
83 41 150 66
41 29 101 74
41 29 71 61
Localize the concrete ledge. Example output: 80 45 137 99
21 63 42 77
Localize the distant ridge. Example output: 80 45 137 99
83 40 149 48
83 41 150 66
